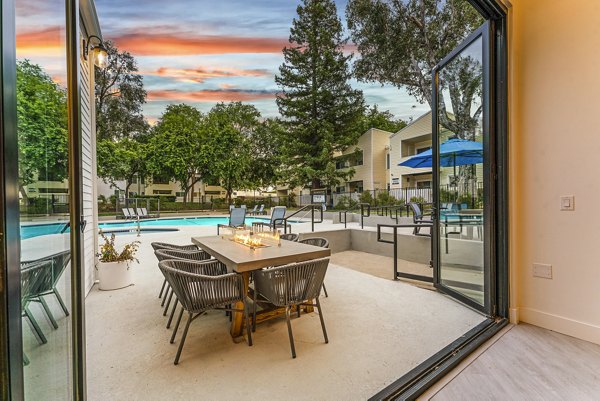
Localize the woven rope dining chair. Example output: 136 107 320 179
280 233 299 242
253 257 330 358
299 237 330 297
154 249 221 328
151 242 201 300
159 259 253 365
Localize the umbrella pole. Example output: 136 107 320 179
453 154 458 203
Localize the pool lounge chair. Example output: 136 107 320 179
256 204 265 215
252 206 290 232
122 208 132 219
249 205 258 215
217 207 247 235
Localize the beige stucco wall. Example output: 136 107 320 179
336 128 391 191
510 0 600 344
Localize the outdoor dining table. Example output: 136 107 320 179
191 235 331 340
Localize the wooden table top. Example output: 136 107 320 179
192 236 331 273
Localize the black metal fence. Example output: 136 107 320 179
20 194 70 215
328 182 484 210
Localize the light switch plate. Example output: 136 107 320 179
533 263 552 279
560 196 574 211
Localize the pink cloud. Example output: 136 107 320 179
111 32 287 55
147 88 277 102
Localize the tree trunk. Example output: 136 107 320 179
125 181 132 199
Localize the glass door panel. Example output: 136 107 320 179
433 23 491 314
16 0 73 399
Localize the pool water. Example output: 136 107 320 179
21 216 278 239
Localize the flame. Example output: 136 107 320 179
233 234 264 248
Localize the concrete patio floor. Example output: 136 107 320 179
84 223 485 400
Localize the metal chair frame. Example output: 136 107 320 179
252 257 330 358
298 238 330 297
159 259 252 365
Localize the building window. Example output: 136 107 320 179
386 153 390 169
152 175 170 185
416 146 431 154
153 190 172 195
416 181 431 189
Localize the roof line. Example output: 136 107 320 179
390 110 432 139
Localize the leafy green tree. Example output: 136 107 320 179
246 118 285 190
95 40 148 141
16 60 68 200
356 105 407 134
146 104 211 203
276 0 366 190
205 102 261 203
346 0 484 136
96 136 148 196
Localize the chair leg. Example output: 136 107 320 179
38 297 58 329
174 312 193 365
315 297 329 344
161 286 170 307
24 308 47 345
285 306 296 358
243 302 253 347
167 299 178 329
321 283 328 298
158 279 167 299
252 288 258 332
53 288 69 316
163 291 174 316
170 308 185 344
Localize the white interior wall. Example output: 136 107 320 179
510 0 600 344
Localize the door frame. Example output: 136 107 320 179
0 0 86 399
0 0 25 399
431 22 494 315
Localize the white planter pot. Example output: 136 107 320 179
97 261 133 291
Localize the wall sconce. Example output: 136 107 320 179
84 35 108 69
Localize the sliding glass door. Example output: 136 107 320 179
432 22 493 315
16 0 74 399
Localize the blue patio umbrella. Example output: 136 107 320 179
399 138 483 172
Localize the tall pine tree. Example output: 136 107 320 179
276 0 365 190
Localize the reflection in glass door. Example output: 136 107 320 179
16 0 73 399
433 23 492 314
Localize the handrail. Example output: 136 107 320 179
360 203 370 229
337 203 371 229
338 210 348 228
277 204 323 233
376 223 433 282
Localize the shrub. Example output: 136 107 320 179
376 191 399 206
334 195 358 210
359 191 375 205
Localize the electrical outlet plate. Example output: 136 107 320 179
533 263 552 279
560 196 574 211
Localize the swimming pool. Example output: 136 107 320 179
20 216 283 239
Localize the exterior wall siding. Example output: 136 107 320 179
80 32 97 295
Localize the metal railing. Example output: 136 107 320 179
278 204 324 233
376 223 433 283
337 203 371 229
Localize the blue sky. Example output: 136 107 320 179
17 0 430 125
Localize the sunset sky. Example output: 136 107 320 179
16 0 430 124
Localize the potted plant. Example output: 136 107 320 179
96 232 140 290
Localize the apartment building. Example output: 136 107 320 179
333 128 392 193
